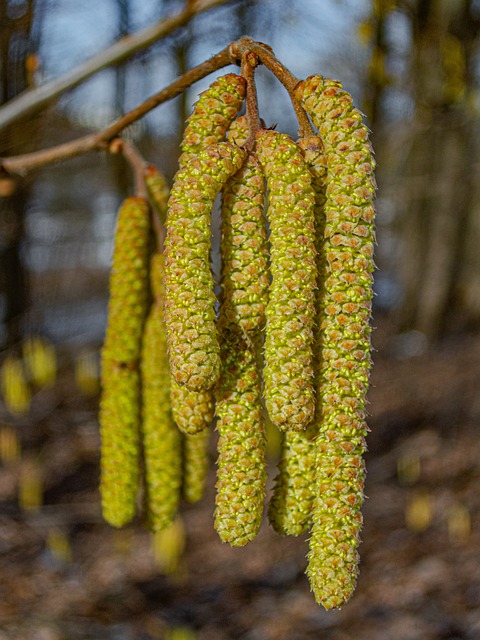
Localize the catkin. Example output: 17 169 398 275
100 196 151 527
164 142 246 392
141 253 182 532
101 197 151 365
145 164 170 223
268 137 329 536
221 151 268 338
179 73 246 168
255 130 317 431
296 75 376 610
183 429 210 504
214 312 267 546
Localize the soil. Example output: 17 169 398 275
0 316 479 640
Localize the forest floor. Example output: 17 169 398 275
0 316 479 640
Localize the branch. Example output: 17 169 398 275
1 45 232 175
0 0 235 132
0 37 311 176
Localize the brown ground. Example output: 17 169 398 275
0 317 479 640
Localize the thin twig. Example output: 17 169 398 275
111 138 148 199
0 0 236 132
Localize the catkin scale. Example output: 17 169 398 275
164 142 246 392
255 130 317 431
141 253 182 532
296 75 376 610
100 196 151 527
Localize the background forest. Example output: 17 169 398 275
0 1 480 638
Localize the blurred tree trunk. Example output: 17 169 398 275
396 0 479 336
0 0 41 345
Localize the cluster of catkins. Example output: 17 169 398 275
99 71 376 610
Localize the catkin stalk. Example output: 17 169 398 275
141 253 182 532
100 196 151 527
255 130 317 431
164 142 246 392
296 75 376 610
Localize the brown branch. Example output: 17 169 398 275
1 37 314 176
1 45 233 176
231 37 314 137
241 52 261 152
0 0 237 132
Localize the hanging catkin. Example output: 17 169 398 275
141 252 182 532
144 164 170 223
296 75 376 610
255 130 317 431
179 73 246 168
100 196 151 527
268 136 328 536
221 150 268 338
214 307 267 546
164 142 246 392
182 429 210 504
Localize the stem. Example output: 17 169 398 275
241 52 261 152
231 37 314 137
112 138 148 199
1 45 232 176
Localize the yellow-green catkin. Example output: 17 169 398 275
255 130 317 431
145 164 170 224
141 252 182 532
170 380 214 435
100 196 151 527
296 75 376 609
221 150 268 338
214 313 267 546
182 429 210 504
268 137 328 536
164 142 246 392
179 73 246 168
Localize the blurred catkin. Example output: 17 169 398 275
145 164 170 224
255 130 317 431
100 196 151 527
164 142 246 392
296 75 376 610
183 429 210 504
268 136 329 536
141 253 182 532
179 73 246 168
